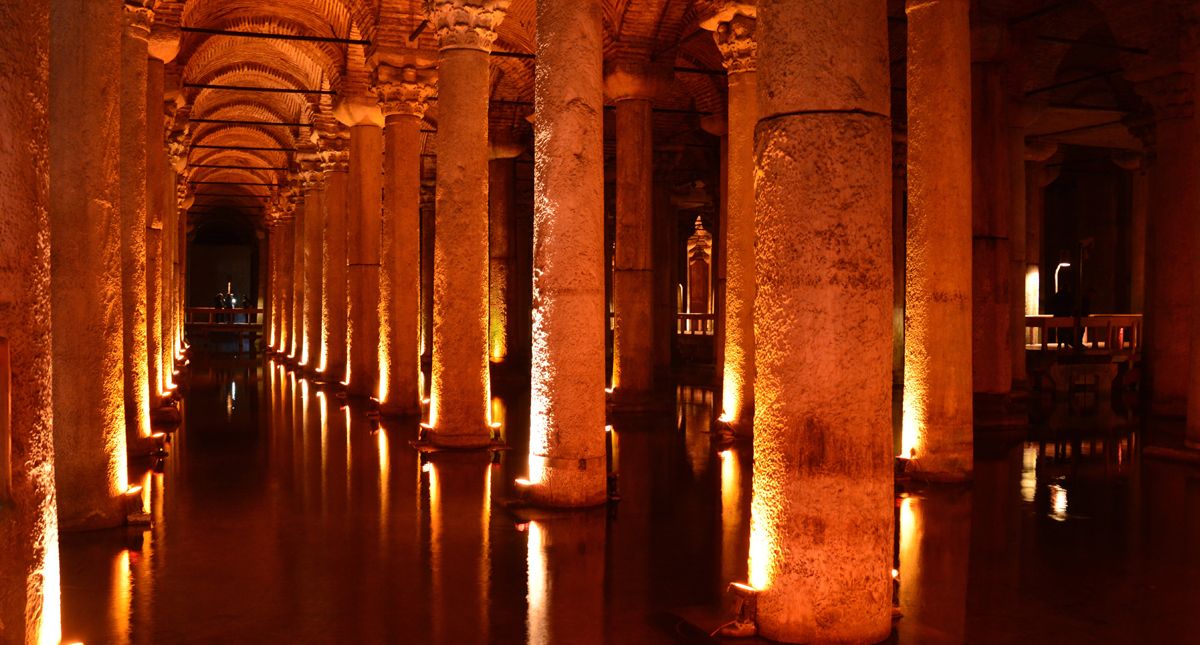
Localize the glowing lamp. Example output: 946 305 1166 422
716 582 759 638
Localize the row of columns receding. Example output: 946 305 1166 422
5 0 1200 643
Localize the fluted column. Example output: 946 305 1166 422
120 0 154 452
751 1 892 641
347 123 383 397
51 0 130 530
903 0 973 480
702 3 757 435
605 62 661 409
516 0 605 507
427 0 508 445
375 64 434 416
0 1 59 640
318 131 350 382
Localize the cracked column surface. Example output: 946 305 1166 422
319 133 349 383
703 4 758 436
750 1 893 641
606 62 657 410
903 0 974 481
427 0 508 446
0 0 61 641
50 0 130 531
376 65 433 416
120 0 154 453
347 124 383 398
520 0 606 507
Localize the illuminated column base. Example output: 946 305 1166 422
902 0 974 481
519 0 607 508
750 1 892 642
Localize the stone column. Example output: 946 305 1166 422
427 0 508 445
751 1 892 642
1140 71 1196 416
605 61 660 409
290 184 306 361
375 64 434 416
1122 155 1149 313
145 61 164 405
276 201 297 358
971 59 1013 418
347 124 383 398
489 140 522 366
300 151 325 370
120 0 154 452
51 0 130 530
702 4 757 435
164 132 186 388
0 0 60 639
318 131 349 382
516 0 606 507
903 0 973 480
1008 101 1039 389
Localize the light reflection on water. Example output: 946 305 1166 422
56 357 1200 644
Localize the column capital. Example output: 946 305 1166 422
296 150 325 191
372 64 437 119
426 0 510 52
317 129 350 173
699 3 757 75
123 0 154 41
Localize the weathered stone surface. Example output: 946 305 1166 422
523 0 607 507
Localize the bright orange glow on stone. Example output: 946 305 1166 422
526 520 547 645
37 517 62 645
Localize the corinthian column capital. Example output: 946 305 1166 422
700 2 757 74
123 0 154 41
372 64 437 118
426 0 510 52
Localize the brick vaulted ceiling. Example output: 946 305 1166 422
165 0 1186 219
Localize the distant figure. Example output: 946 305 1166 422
214 291 227 322
240 294 251 323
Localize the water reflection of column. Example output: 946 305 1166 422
719 448 749 588
425 453 493 642
526 511 606 645
897 491 971 643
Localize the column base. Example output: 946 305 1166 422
413 424 504 451
514 455 609 509
150 403 181 427
713 415 753 443
379 400 422 419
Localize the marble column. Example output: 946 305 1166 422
347 124 383 398
1141 72 1196 417
300 152 325 370
605 62 660 409
702 4 757 435
0 0 60 640
276 200 297 359
145 59 164 405
375 64 434 416
319 131 349 382
751 1 892 641
517 0 606 507
50 0 131 530
120 0 154 452
971 60 1013 416
427 0 508 445
903 0 973 480
489 141 521 366
164 132 185 389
